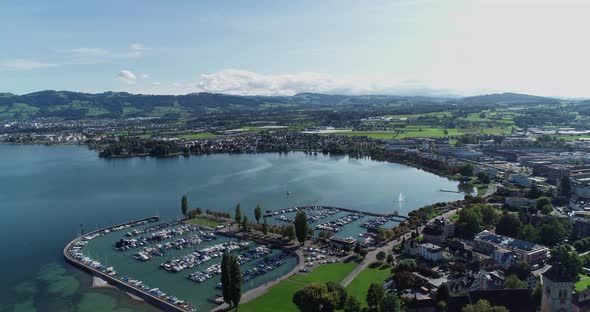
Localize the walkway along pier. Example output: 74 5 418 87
63 216 189 312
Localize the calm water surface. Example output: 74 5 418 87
0 144 467 311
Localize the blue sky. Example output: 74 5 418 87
1 0 589 97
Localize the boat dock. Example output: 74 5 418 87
263 205 409 220
439 189 462 194
63 216 192 312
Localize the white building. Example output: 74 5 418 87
419 243 443 262
509 174 534 187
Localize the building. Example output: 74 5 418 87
493 248 516 269
469 270 504 291
419 243 443 262
541 263 574 312
403 237 419 256
572 177 590 198
329 236 356 249
474 231 549 265
571 218 590 240
532 163 571 185
505 197 537 209
569 197 590 211
509 174 534 187
422 218 455 244
573 288 590 312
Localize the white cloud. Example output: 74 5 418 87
0 59 58 71
118 70 137 84
61 44 147 60
192 69 454 96
139 73 150 79
152 81 161 86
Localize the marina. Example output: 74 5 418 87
267 206 406 240
65 217 298 311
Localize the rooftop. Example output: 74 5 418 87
475 230 546 252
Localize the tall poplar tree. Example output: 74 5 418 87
235 203 242 225
181 194 188 217
294 210 308 246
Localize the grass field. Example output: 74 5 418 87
345 264 392 306
576 274 590 291
186 216 221 228
240 262 358 312
178 132 219 139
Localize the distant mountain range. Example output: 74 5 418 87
0 90 561 120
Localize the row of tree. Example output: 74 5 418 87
292 281 401 312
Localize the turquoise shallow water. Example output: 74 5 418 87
0 144 466 311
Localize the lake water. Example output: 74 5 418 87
0 144 468 311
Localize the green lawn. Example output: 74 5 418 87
240 262 358 312
576 274 590 291
345 265 392 307
290 262 358 284
177 132 219 139
185 216 221 228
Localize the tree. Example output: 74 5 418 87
436 283 450 303
343 296 361 312
517 223 537 242
235 203 242 225
537 216 569 245
536 197 553 215
196 207 203 215
504 274 526 289
394 270 417 289
325 282 347 311
181 194 188 217
221 254 231 306
262 217 269 235
397 259 417 272
242 216 249 232
459 164 474 177
254 204 262 224
478 204 498 225
376 251 387 263
294 210 309 246
495 212 521 238
506 261 530 280
292 282 346 312
462 300 509 312
284 225 296 241
354 241 363 256
477 172 491 184
366 283 385 310
457 207 482 238
386 254 394 264
560 176 571 196
550 244 582 281
526 182 541 199
381 292 402 312
229 254 242 308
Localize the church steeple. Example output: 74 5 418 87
541 262 574 312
